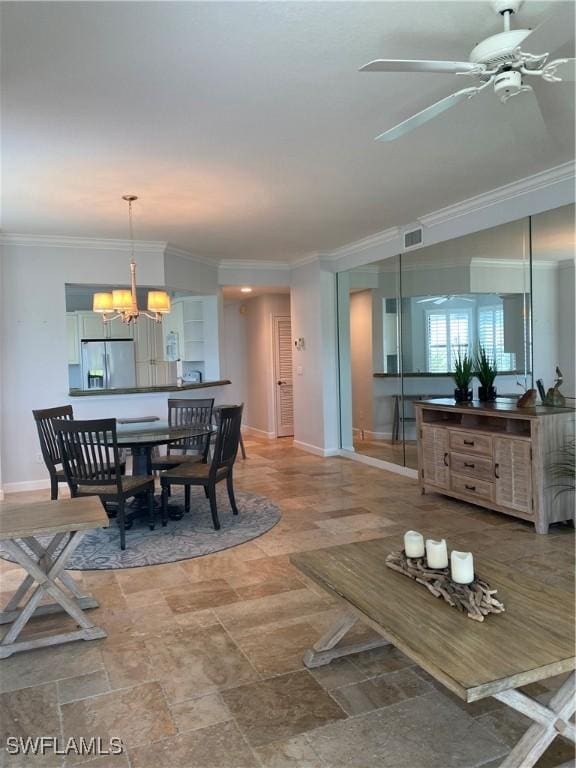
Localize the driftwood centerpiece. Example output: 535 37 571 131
386 551 505 622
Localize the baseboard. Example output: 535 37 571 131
339 449 419 479
1 478 55 495
243 425 276 439
292 440 340 458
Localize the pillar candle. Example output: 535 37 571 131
425 538 448 569
403 531 424 558
451 551 475 584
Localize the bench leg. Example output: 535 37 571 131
494 671 575 768
0 531 106 659
303 609 390 668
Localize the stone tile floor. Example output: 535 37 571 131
0 436 574 767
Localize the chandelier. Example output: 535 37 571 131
92 195 171 324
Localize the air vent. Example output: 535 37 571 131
404 227 423 250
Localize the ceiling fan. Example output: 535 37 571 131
360 0 575 141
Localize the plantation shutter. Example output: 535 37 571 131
427 313 448 372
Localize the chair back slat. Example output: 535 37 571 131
168 398 214 453
53 418 122 493
212 405 243 473
33 406 73 471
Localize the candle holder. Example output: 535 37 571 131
387 550 505 622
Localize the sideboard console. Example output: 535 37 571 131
415 398 575 534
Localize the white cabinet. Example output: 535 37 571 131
66 314 80 364
182 299 204 362
106 316 134 340
133 319 174 386
78 311 106 340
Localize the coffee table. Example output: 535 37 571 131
291 539 575 768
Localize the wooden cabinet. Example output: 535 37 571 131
416 399 575 534
494 436 532 514
421 426 449 490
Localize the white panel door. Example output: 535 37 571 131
273 315 294 438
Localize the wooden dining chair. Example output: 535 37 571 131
33 405 74 500
151 398 214 472
160 405 243 531
33 406 126 500
54 418 155 551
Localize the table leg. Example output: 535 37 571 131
494 672 576 768
0 533 106 659
303 609 390 668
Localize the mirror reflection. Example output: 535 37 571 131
339 215 539 469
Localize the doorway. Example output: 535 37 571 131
273 315 294 437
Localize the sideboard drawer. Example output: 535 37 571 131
451 473 494 502
449 430 492 456
450 453 494 481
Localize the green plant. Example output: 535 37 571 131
475 345 497 389
452 351 474 390
548 437 575 498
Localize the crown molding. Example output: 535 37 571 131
0 233 165 254
164 243 219 267
420 161 576 229
324 226 402 261
219 259 291 271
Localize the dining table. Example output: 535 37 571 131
116 421 214 518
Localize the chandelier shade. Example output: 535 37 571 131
93 292 114 313
147 291 171 314
112 289 134 312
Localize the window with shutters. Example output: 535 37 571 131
478 306 516 371
426 309 472 373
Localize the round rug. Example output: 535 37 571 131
2 489 281 571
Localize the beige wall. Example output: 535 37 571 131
350 290 374 435
241 293 291 436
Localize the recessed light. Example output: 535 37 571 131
240 287 253 293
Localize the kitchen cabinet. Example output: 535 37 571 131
415 399 575 533
78 312 107 340
66 314 80 364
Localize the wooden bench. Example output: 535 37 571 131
0 496 108 658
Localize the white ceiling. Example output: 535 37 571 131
1 1 574 262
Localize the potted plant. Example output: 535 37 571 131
452 351 474 403
476 345 497 402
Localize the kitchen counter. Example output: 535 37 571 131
69 380 231 397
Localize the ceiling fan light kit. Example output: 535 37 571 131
361 0 575 141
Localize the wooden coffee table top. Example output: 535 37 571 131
0 497 108 540
291 539 575 702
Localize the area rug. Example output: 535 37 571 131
1 489 281 571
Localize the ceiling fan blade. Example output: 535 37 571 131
375 86 482 142
360 59 479 74
523 3 576 56
503 87 551 145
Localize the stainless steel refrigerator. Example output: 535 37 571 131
81 339 136 390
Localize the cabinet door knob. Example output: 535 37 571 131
463 439 474 446
464 461 475 468
443 452 449 466
494 463 500 479
465 484 476 492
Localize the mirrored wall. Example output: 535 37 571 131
337 204 575 469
